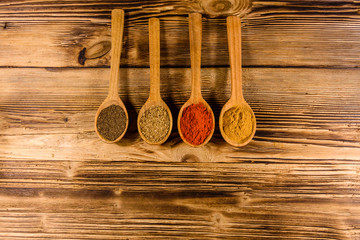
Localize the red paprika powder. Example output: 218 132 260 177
179 103 214 146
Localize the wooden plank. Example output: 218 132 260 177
0 1 360 67
0 196 358 239
0 67 359 192
0 0 359 20
0 194 360 239
1 67 360 135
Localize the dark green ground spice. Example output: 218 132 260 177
96 104 127 141
139 105 170 143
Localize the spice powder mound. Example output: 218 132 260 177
139 105 170 143
222 105 254 144
96 104 127 141
180 103 213 146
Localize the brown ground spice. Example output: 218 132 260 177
96 104 127 141
139 105 170 143
222 105 254 143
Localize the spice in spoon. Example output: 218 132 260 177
222 105 255 143
180 103 213 146
139 105 170 143
96 104 127 141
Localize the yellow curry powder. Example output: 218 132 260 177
222 105 254 143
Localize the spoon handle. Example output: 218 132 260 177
227 16 244 102
108 9 124 99
149 18 161 101
189 13 202 100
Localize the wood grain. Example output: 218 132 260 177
1 1 360 238
1 68 359 190
1 66 359 132
0 0 359 20
0 196 359 239
0 196 357 239
0 0 360 67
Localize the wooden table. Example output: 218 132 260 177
1 0 360 239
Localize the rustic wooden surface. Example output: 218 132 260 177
1 0 360 239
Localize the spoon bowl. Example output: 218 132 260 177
138 99 173 145
219 100 255 147
219 15 256 147
95 9 129 143
95 95 128 143
178 97 215 147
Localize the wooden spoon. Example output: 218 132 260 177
137 18 173 144
95 9 128 143
177 13 215 147
219 16 256 147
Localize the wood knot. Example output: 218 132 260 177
199 0 252 17
66 162 79 178
211 212 225 229
85 41 111 59
78 48 86 65
181 154 200 163
39 215 48 232
78 41 111 65
113 188 123 196
172 143 214 163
